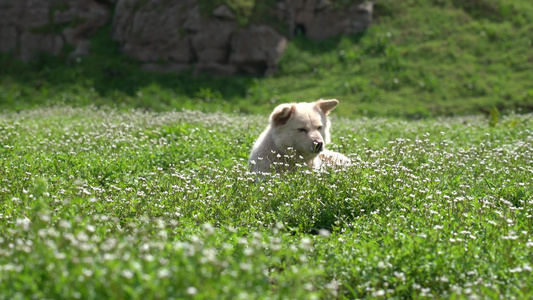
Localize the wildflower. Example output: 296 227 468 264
202 223 215 236
82 268 93 277
122 269 134 279
318 229 331 237
187 287 197 295
326 279 339 296
157 268 171 279
240 263 251 271
16 218 31 231
243 248 254 256
300 237 312 250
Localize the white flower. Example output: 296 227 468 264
202 223 214 235
326 279 339 296
239 263 251 271
318 229 330 237
122 269 134 279
186 287 197 295
16 218 31 231
157 268 171 278
300 237 312 250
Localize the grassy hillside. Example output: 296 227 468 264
1 106 532 298
1 0 532 117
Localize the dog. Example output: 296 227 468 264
249 99 350 173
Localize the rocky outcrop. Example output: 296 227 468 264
0 0 109 61
110 1 289 75
230 25 288 75
283 0 373 41
110 0 371 75
0 0 373 75
112 0 195 63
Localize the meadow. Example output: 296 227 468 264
0 106 532 299
1 0 533 298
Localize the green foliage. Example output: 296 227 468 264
1 107 533 298
489 106 499 127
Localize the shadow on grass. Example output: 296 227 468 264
0 26 254 107
0 23 366 112
288 32 365 55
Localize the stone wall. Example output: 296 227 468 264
0 0 373 75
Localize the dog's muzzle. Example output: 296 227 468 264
312 141 324 153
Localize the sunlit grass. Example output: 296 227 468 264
1 106 532 298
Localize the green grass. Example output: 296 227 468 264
1 0 532 117
1 106 532 298
0 3 532 297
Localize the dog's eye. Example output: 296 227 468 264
317 126 323 130
297 128 307 133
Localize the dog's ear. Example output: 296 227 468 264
270 104 295 127
316 99 339 115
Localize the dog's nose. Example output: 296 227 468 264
313 140 323 153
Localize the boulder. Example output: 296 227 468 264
59 1 109 45
289 0 372 41
141 63 191 73
112 0 195 63
0 26 17 53
187 5 237 64
212 5 235 20
19 32 64 61
230 25 288 75
0 0 109 61
112 1 237 65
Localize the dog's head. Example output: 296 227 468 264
269 99 338 159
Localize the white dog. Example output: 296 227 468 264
249 99 350 173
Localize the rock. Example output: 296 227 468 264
113 1 236 64
194 62 237 76
183 4 201 33
0 26 17 53
0 0 373 75
112 0 195 63
213 5 235 20
13 0 50 30
141 63 191 73
185 5 236 63
289 0 372 41
191 17 236 63
0 0 46 57
304 8 348 41
347 2 373 34
230 25 288 75
58 1 109 45
0 0 109 61
19 32 64 62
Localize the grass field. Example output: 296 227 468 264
1 106 532 298
1 0 533 298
